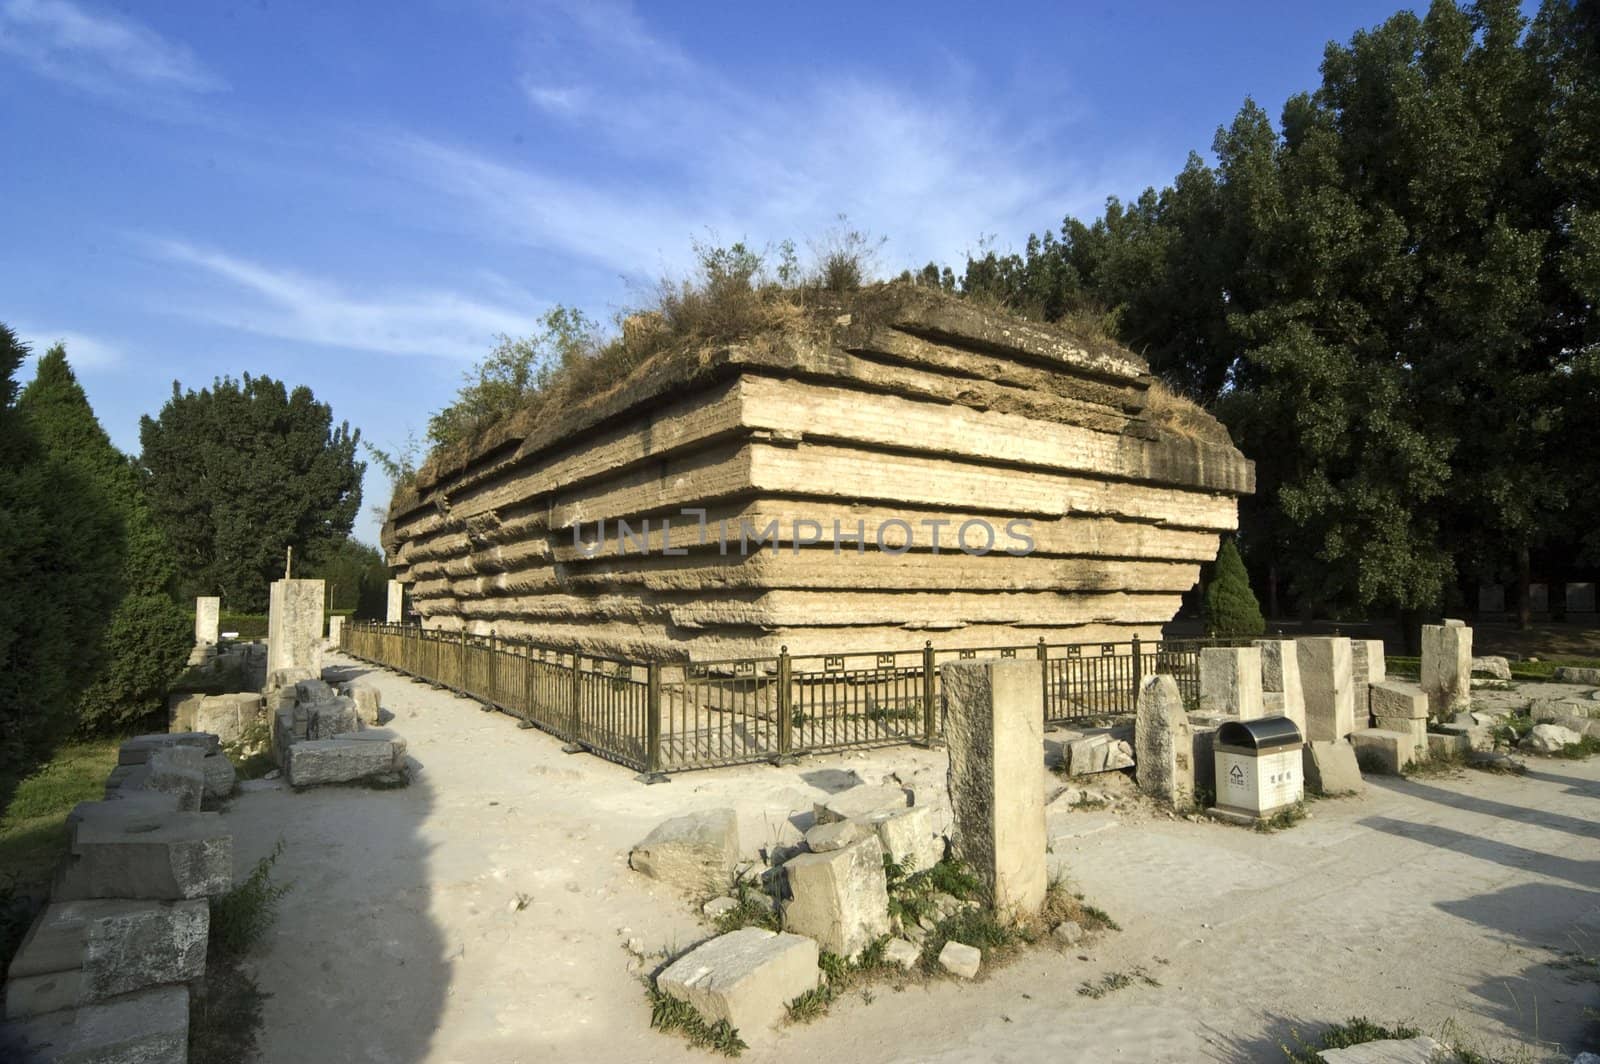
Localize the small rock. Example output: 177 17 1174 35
883 938 921 970
1470 656 1512 680
625 937 647 957
803 819 873 853
938 941 981 979
702 896 740 919
264 769 281 780
1052 920 1084 946
1520 722 1582 753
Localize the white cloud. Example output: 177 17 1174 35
145 238 536 360
0 0 223 95
15 325 123 370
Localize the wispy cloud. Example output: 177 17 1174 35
16 324 123 370
0 0 223 96
145 238 536 360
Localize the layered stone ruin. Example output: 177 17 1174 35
384 286 1254 660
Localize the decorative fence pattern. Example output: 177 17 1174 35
340 623 1236 776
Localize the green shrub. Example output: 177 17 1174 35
217 613 269 640
1203 539 1265 638
209 841 291 959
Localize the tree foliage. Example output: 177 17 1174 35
305 537 390 618
139 375 364 614
19 348 191 731
1203 540 1266 638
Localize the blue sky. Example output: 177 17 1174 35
1 0 1414 547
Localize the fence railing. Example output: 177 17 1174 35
339 622 1238 776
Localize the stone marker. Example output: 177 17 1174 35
1351 728 1418 775
327 613 346 646
938 940 981 979
386 579 405 623
1134 674 1194 809
942 659 1046 921
803 820 873 853
783 835 892 958
194 596 220 646
1254 639 1306 735
1303 740 1365 795
267 578 326 676
1298 637 1355 742
629 809 741 893
1420 623 1471 718
1198 646 1264 718
1318 1035 1447 1063
812 784 908 825
866 805 942 874
656 928 819 1036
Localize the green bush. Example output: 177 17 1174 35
217 613 268 640
1203 539 1265 638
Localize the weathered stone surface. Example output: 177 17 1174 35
812 785 908 826
1053 919 1085 945
267 578 325 677
1371 715 1427 752
803 820 873 853
266 666 316 692
1553 665 1600 685
1350 639 1387 686
348 684 382 725
387 579 405 623
284 735 406 788
883 938 920 969
938 940 981 979
656 928 818 1037
56 805 231 901
1437 721 1494 752
1426 731 1471 759
867 805 942 874
1351 728 1418 775
1063 732 1136 776
1254 639 1305 735
629 809 741 893
327 614 345 646
783 835 891 958
144 748 205 812
1298 637 1355 742
175 693 262 745
1530 698 1600 722
1134 674 1194 808
1317 1035 1447 1063
118 733 219 767
305 697 361 740
1303 741 1365 795
1520 723 1582 753
194 596 220 646
294 678 337 705
69 984 190 1063
200 753 236 801
1470 656 1511 680
1368 681 1427 720
1198 647 1263 718
1421 623 1472 718
941 660 1047 921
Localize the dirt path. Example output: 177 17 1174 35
225 653 1600 1063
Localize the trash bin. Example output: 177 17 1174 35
1212 716 1303 820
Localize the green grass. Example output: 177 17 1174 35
1254 802 1308 833
188 843 291 1064
709 878 781 935
1281 1018 1422 1063
647 982 747 1056
1555 735 1600 759
785 939 904 1024
0 738 122 896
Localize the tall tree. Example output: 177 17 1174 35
19 347 192 730
139 375 364 613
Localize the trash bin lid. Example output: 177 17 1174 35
1216 716 1302 751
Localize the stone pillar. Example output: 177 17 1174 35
1420 623 1472 719
1297 637 1354 742
194 597 220 646
1135 675 1194 809
1198 647 1264 718
327 615 345 647
941 659 1046 922
267 579 325 677
1254 639 1305 735
386 580 404 624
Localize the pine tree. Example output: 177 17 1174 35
1203 540 1266 638
19 347 192 731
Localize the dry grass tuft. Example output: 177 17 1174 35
1143 380 1235 446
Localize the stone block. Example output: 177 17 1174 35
1198 647 1263 718
1368 681 1427 720
1254 639 1305 735
386 579 405 623
1303 741 1365 795
1470 656 1511 680
941 659 1047 921
1436 721 1494 752
1190 723 1220 801
69 984 190 1064
118 733 219 767
188 693 262 745
294 678 337 705
327 614 345 646
144 748 205 812
1062 732 1135 776
783 835 891 958
629 808 741 893
1372 715 1428 752
1318 1035 1448 1063
266 666 316 691
200 753 236 801
267 578 325 677
803 820 873 853
883 938 920 969
1350 639 1387 686
305 697 361 739
1530 698 1600 722
194 596 220 646
1351 728 1417 775
1553 665 1600 685
1298 637 1355 742
656 928 818 1037
1421 623 1472 718
1521 723 1582 753
938 940 981 979
1134 674 1194 809
812 785 908 825
348 684 382 725
284 736 406 788
1426 732 1470 759
56 805 231 901
867 805 942 874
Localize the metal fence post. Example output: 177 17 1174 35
637 661 664 783
482 630 497 712
776 646 795 762
567 653 584 746
519 643 535 728
457 629 466 691
1130 632 1144 707
918 641 937 746
1036 637 1049 721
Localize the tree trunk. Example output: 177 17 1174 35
1517 545 1532 631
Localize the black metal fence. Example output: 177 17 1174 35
340 622 1234 776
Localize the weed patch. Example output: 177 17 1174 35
188 841 292 1064
209 840 292 959
647 982 747 1056
1280 1018 1422 1063
1254 802 1308 833
1077 965 1161 999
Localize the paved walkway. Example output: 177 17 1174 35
228 653 1600 1063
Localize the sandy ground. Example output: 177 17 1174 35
225 652 1600 1063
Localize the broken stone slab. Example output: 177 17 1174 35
117 733 219 767
200 753 237 802
294 678 338 706
883 938 920 969
171 693 262 744
783 834 891 958
1368 681 1427 720
1198 646 1263 718
1426 732 1471 759
1298 637 1355 742
3 899 208 1019
144 747 205 812
802 819 874 853
1254 639 1306 736
305 697 360 739
1063 732 1136 776
1303 741 1365 795
1470 656 1512 680
56 804 232 901
1316 1035 1447 1063
1135 674 1194 809
811 784 908 826
1420 623 1472 718
1436 722 1494 752
1520 723 1582 754
1371 715 1428 753
283 734 406 788
1351 728 1418 775
1553 665 1600 685
866 805 942 874
937 940 981 979
628 808 741 894
656 928 818 1038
